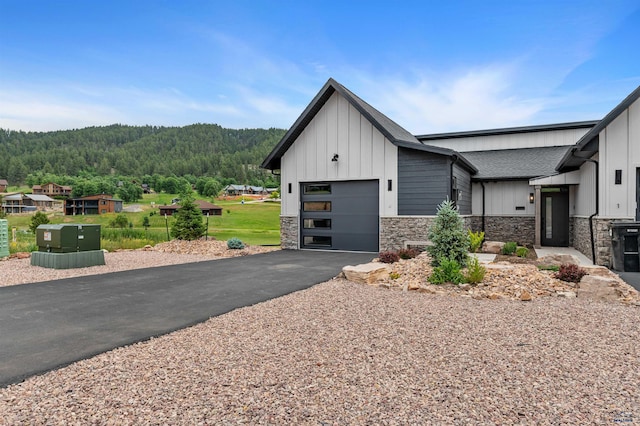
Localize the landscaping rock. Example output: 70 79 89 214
343 263 391 285
557 291 577 298
536 254 581 266
482 241 504 254
577 275 621 302
520 290 532 301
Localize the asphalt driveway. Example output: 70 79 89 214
0 250 374 388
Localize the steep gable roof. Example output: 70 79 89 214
261 78 475 173
462 146 572 180
557 85 640 172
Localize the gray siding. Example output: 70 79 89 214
398 147 450 215
452 162 472 214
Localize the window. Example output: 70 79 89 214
303 236 332 246
303 201 331 212
304 184 331 194
303 218 331 229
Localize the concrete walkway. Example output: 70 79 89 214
533 246 593 266
0 250 374 388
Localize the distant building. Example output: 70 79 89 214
0 179 8 192
32 182 73 198
65 194 123 215
158 199 223 216
222 184 276 196
1 193 56 214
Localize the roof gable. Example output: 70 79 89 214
557 85 640 172
261 78 473 171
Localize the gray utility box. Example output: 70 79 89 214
611 222 640 272
36 224 101 253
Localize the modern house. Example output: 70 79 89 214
1 193 56 213
222 184 275 196
262 78 640 267
158 199 223 216
64 194 123 215
32 182 73 198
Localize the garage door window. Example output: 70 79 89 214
303 218 331 229
304 184 331 194
303 201 331 212
303 236 332 246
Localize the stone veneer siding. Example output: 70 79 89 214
380 216 475 252
280 216 298 250
480 216 536 247
572 217 616 267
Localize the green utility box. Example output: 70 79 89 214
0 219 9 259
36 224 101 253
32 224 104 269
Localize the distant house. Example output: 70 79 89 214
32 182 72 198
0 179 8 192
222 184 271 196
141 184 151 194
65 194 123 215
1 193 56 214
158 199 223 216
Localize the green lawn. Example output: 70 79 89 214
2 193 281 252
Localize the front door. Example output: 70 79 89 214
541 188 569 246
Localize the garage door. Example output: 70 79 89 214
300 180 379 252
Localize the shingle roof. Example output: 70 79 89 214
461 146 572 180
261 78 476 173
26 194 55 202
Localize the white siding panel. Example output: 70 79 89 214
573 161 597 217
602 113 629 217
473 181 534 216
348 104 361 177
426 128 590 152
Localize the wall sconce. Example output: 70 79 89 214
331 153 339 162
529 193 535 204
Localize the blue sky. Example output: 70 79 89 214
1 0 639 133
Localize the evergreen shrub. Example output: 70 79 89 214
427 200 470 267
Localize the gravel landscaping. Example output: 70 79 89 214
0 243 638 424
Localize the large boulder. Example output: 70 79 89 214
577 275 621 302
343 263 391 285
482 241 504 254
537 254 581 266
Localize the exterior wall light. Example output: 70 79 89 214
331 153 339 162
529 193 535 204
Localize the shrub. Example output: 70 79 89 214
109 213 130 229
468 230 485 253
170 191 206 241
555 263 587 283
427 200 470 267
397 247 419 260
29 211 50 233
227 237 245 250
389 272 401 280
516 246 529 258
379 250 400 264
502 241 517 255
429 257 464 285
464 256 486 284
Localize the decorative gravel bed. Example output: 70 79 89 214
0 243 638 424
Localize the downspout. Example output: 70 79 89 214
583 158 599 264
481 181 486 233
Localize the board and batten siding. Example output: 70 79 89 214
452 162 472 214
425 128 591 153
599 97 640 218
280 91 398 216
471 181 535 216
397 148 449 215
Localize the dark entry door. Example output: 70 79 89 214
300 180 379 252
541 188 569 246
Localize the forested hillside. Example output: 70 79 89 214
0 124 286 185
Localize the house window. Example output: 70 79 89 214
303 201 331 212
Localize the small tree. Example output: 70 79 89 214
29 211 50 233
109 213 129 228
427 199 470 267
170 191 205 240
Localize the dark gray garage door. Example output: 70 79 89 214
300 180 379 252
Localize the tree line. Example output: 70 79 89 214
0 124 285 188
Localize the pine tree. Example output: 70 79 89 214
170 191 205 240
427 199 470 267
